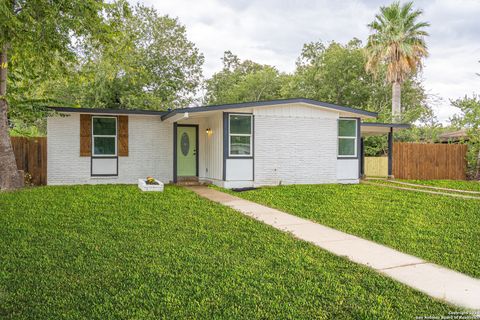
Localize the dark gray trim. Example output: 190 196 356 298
90 156 118 177
361 122 410 128
173 122 177 183
174 124 199 181
360 137 365 178
50 106 168 116
337 117 360 160
161 98 377 121
388 127 393 176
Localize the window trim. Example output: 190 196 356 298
338 118 358 158
92 116 118 157
228 114 253 157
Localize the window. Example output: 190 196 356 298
338 119 357 157
229 114 252 156
92 117 117 156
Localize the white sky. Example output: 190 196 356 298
138 0 480 124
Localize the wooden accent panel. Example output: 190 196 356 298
118 116 128 156
11 137 47 185
80 114 91 156
393 142 467 180
365 157 388 177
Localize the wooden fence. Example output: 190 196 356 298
11 137 47 185
393 142 467 180
365 157 388 177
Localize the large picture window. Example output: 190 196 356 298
338 119 357 157
229 114 252 156
92 117 117 156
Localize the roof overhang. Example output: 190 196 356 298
48 107 168 116
161 98 377 121
361 122 410 136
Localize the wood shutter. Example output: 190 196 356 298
80 114 92 156
118 116 129 156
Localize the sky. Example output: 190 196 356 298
139 0 480 123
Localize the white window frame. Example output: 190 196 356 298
92 116 117 157
228 114 253 157
338 118 357 158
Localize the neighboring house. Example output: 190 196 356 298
47 98 404 188
438 129 469 143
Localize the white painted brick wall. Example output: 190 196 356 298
254 113 338 186
47 113 173 185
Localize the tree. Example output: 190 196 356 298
450 95 480 179
366 1 429 122
0 0 110 190
204 51 286 105
43 3 204 110
286 39 429 123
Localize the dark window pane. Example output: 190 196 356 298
339 138 355 156
93 117 116 135
230 115 251 134
230 136 251 155
339 119 356 137
94 137 116 155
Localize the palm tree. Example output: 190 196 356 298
366 1 429 122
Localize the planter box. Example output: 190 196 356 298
138 179 164 192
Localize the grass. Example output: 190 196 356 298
399 179 480 192
0 185 458 318
219 183 480 278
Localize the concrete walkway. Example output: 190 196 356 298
188 186 480 310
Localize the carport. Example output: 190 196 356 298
360 122 410 177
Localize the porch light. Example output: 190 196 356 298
206 128 212 135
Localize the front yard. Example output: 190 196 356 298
222 182 480 279
0 185 456 318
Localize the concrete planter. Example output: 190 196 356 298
138 179 164 192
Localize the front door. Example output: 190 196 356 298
176 126 197 177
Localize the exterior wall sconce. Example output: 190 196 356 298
206 128 212 135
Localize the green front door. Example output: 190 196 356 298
177 126 197 177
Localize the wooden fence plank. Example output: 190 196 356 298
392 142 466 180
10 137 47 185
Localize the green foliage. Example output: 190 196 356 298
0 185 456 318
288 39 429 122
43 2 204 110
222 183 480 278
450 95 480 178
365 1 429 84
204 51 286 105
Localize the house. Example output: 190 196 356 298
47 98 407 188
438 129 468 143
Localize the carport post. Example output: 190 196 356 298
360 137 365 178
388 127 393 177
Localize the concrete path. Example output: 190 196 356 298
188 186 480 310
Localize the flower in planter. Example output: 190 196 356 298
146 176 159 185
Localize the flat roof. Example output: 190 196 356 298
49 107 168 116
161 98 378 120
361 122 410 136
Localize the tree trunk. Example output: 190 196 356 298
392 81 401 123
0 45 23 191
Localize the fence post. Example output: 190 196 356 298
388 128 393 177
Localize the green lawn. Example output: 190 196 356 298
399 179 480 192
0 185 457 318
220 184 480 278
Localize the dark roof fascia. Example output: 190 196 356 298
49 107 168 116
361 122 411 129
160 98 378 120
